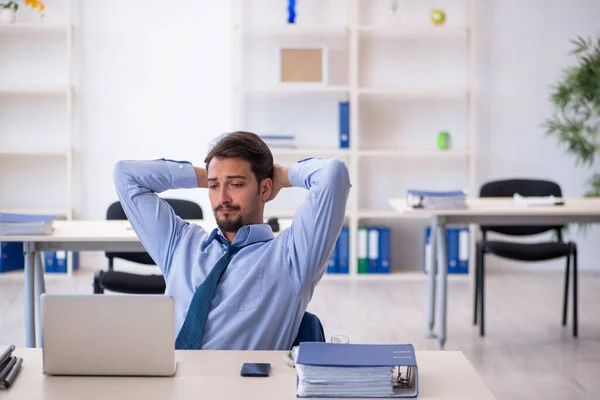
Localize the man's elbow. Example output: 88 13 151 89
325 159 351 189
113 160 134 188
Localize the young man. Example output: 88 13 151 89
113 131 351 350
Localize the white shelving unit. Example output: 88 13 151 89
0 1 76 276
232 0 475 281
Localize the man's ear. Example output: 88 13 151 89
260 178 273 202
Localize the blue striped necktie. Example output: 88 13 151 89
175 239 242 350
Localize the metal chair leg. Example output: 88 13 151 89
479 250 485 337
573 244 578 337
562 252 571 326
474 244 482 326
93 271 104 294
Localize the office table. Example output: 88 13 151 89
388 197 600 349
1 220 210 348
3 348 496 399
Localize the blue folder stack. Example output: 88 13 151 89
0 213 54 236
326 226 349 274
295 343 418 398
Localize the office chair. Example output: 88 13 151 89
93 199 203 295
292 311 326 348
473 179 578 337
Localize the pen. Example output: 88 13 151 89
0 357 23 389
0 345 14 369
0 356 16 384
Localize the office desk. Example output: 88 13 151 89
1 220 211 348
3 348 496 399
388 197 600 349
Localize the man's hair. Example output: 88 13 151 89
204 131 274 183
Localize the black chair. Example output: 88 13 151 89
292 312 326 348
473 179 578 337
93 199 203 294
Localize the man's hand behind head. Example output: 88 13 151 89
267 164 290 202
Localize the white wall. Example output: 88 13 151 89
474 0 600 270
5 0 599 270
76 0 234 223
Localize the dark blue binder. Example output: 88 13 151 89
327 236 339 274
424 226 469 274
0 242 24 273
339 101 350 149
337 227 349 274
377 227 391 274
296 343 419 398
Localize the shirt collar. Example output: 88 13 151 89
204 224 275 249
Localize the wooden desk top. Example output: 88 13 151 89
389 197 600 218
0 219 211 242
2 348 496 400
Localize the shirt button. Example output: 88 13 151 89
179 165 184 169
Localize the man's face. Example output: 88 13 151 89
207 157 271 233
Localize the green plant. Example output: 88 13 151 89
544 36 600 197
0 0 44 11
0 1 19 10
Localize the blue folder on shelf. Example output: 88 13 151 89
296 343 418 398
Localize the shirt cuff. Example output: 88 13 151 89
165 159 198 189
288 157 314 189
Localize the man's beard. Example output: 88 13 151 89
216 213 244 233
214 204 245 233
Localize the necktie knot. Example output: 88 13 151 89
227 244 240 256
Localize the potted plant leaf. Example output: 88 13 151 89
0 0 45 24
544 36 600 198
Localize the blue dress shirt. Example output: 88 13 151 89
113 157 351 350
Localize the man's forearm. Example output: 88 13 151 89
194 167 208 188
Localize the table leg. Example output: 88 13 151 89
23 242 36 348
435 221 448 350
35 251 46 347
426 217 438 338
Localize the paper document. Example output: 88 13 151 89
513 193 562 206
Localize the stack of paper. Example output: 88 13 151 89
0 213 55 235
295 343 418 398
297 365 394 397
406 189 467 209
513 193 561 206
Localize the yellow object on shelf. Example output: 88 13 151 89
430 9 446 27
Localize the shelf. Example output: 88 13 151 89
323 271 469 281
237 86 350 96
0 23 70 33
0 85 71 95
234 25 348 36
359 149 470 158
0 147 70 157
357 209 404 219
264 208 352 219
264 209 297 219
358 26 468 38
271 148 350 157
359 87 468 98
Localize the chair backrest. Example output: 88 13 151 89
105 199 203 264
480 178 563 237
292 312 326 348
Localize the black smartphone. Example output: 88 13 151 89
240 362 271 377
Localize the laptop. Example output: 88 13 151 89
41 294 176 376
